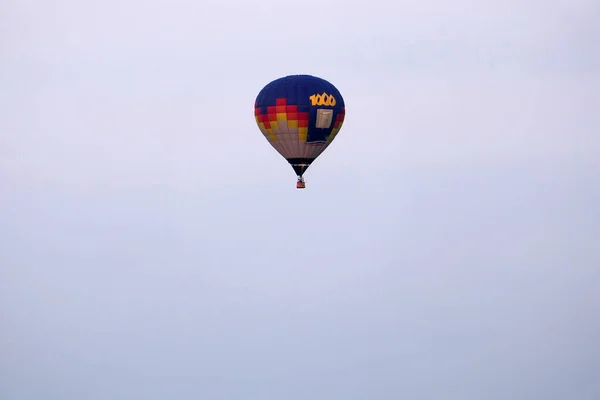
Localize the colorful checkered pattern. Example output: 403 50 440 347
254 97 345 144
254 98 310 143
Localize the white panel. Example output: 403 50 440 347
315 109 333 128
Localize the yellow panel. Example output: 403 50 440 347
298 127 308 142
288 120 298 129
327 128 339 142
270 121 279 131
277 113 287 121
266 128 277 142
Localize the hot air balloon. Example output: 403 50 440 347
254 74 346 189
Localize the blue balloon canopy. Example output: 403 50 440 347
254 74 346 186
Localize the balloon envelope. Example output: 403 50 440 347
254 74 346 177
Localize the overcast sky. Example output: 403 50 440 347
1 0 599 399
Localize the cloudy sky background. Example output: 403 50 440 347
1 0 599 399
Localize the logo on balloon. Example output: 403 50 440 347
309 92 336 107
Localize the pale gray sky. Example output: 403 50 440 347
1 1 599 399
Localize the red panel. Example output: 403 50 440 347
297 112 309 121
276 105 286 113
254 107 261 116
276 98 287 106
298 119 308 128
268 113 277 121
264 121 271 129
287 113 298 120
267 106 277 114
286 105 298 113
